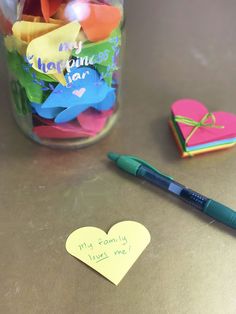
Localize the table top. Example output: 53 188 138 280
1 1 236 313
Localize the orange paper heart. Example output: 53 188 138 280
80 3 121 42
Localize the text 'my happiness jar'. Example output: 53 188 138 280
1 0 124 148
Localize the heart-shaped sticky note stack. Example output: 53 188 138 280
66 221 151 285
169 99 236 157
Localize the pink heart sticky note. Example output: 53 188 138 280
77 108 113 133
171 99 236 147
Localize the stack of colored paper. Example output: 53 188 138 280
169 99 236 157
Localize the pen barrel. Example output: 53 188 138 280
204 200 236 229
179 188 209 210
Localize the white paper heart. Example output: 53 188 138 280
66 221 151 285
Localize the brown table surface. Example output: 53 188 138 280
1 1 236 313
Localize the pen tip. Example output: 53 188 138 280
107 152 120 162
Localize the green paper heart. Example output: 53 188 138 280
7 51 56 103
73 28 121 69
95 64 119 86
11 80 31 116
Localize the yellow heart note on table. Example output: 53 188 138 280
66 221 151 286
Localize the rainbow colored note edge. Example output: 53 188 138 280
169 99 236 158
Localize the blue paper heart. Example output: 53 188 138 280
31 102 63 119
54 89 116 123
39 67 116 123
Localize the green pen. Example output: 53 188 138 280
108 152 236 230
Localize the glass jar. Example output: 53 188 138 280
1 0 124 148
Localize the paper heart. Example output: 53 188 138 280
41 0 63 22
22 14 66 26
11 81 31 116
54 89 115 123
31 102 63 119
79 3 122 42
32 108 112 138
23 0 43 17
77 108 113 133
73 28 121 67
171 99 236 147
66 221 151 285
4 35 28 55
41 67 116 123
26 21 81 75
33 124 95 139
12 21 60 43
23 0 63 21
7 51 44 103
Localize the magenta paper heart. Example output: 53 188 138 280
33 108 113 139
33 124 96 139
77 108 113 133
171 99 236 147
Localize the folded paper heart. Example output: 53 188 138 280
33 108 113 138
4 35 28 55
73 28 121 86
22 14 66 26
174 113 224 145
73 28 121 68
23 0 63 21
12 21 61 43
170 99 236 157
33 124 96 139
169 119 236 158
7 51 44 103
66 221 151 285
40 67 116 123
77 108 113 133
78 3 122 42
11 81 31 116
41 0 63 22
171 99 236 146
26 21 81 78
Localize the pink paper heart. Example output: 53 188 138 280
77 108 113 133
33 125 96 139
171 99 236 147
33 109 113 139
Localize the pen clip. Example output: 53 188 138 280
126 155 173 180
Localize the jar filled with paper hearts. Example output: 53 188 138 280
2 0 124 148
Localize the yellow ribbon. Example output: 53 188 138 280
174 113 224 144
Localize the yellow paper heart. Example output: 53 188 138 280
26 21 81 76
12 21 60 43
66 221 151 285
4 35 27 55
